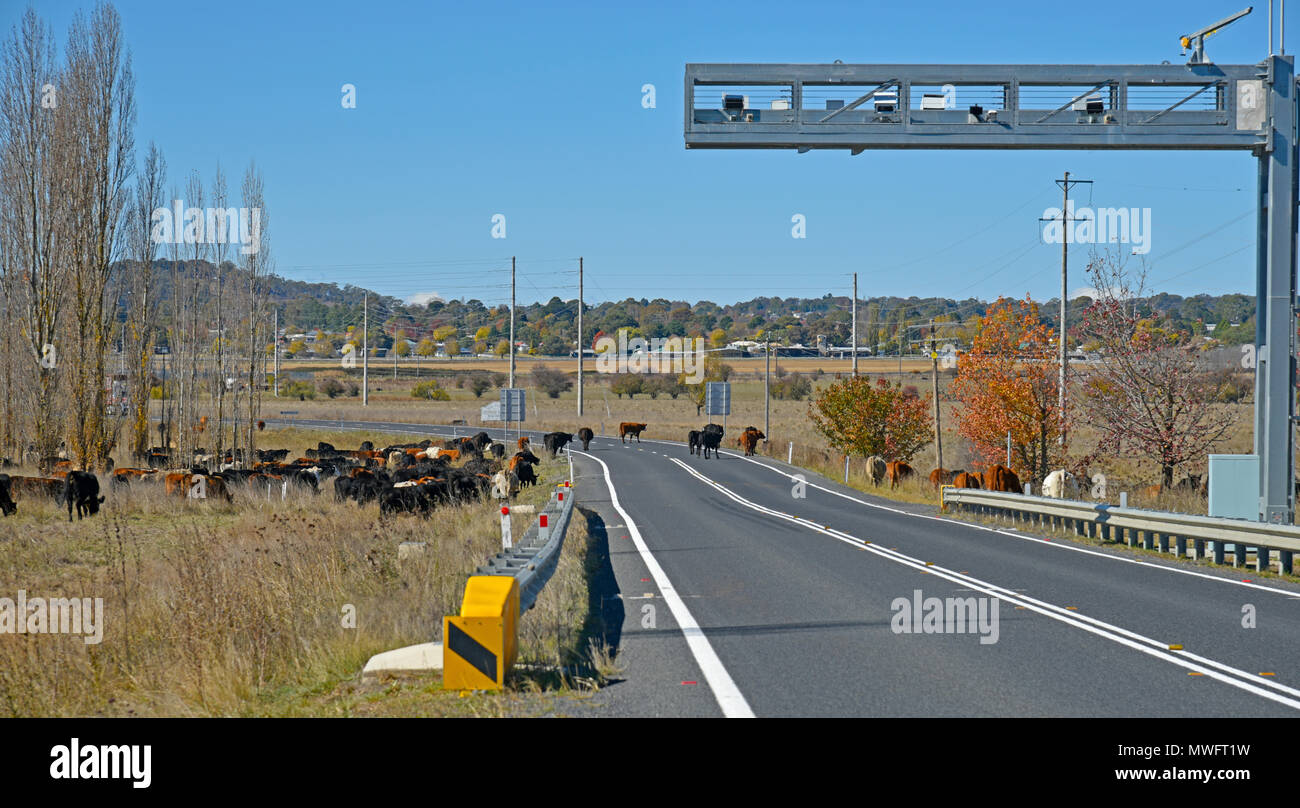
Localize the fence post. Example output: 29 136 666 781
788 442 793 463
501 506 512 550
538 512 550 544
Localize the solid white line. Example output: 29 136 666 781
670 458 1300 712
575 450 755 718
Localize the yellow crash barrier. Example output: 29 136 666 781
443 575 519 690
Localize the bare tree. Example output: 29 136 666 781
1079 251 1236 488
124 139 163 458
241 163 270 460
210 162 229 461
63 2 135 470
0 8 68 462
179 169 208 462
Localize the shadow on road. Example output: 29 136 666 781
578 505 624 659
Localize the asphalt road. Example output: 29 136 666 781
270 417 1300 717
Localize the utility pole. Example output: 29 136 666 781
764 340 771 438
1048 172 1091 447
393 324 398 380
509 256 516 388
577 257 584 417
272 308 279 397
851 273 858 377
362 292 369 407
929 326 943 472
1058 172 1069 447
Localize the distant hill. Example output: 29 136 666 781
118 258 1258 353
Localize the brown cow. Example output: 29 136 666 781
952 471 982 489
886 461 914 490
619 422 648 443
112 468 157 487
738 427 765 456
9 475 64 500
164 472 190 496
517 436 530 451
171 473 231 502
982 464 1023 493
928 468 956 489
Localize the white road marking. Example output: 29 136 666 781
577 450 754 718
671 458 1300 711
711 448 1300 600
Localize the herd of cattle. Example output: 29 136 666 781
0 419 1212 524
0 430 592 522
686 424 767 458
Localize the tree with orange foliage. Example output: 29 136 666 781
949 296 1065 485
808 376 932 461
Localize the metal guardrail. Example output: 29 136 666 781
474 451 576 612
941 487 1298 574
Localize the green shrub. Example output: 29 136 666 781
411 380 451 400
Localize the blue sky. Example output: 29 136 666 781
7 0 1280 306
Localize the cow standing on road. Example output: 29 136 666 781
700 424 724 459
738 427 765 457
619 422 648 443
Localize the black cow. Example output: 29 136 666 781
379 484 429 516
700 423 724 459
0 474 16 516
687 430 702 456
489 442 506 459
335 475 383 504
63 470 104 522
543 431 573 457
515 462 538 487
472 431 492 451
577 427 594 451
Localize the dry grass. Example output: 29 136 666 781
0 428 602 717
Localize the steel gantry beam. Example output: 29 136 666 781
685 57 1296 524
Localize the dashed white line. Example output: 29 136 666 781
671 457 1300 712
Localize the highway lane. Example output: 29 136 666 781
263 418 1300 716
580 437 1300 716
